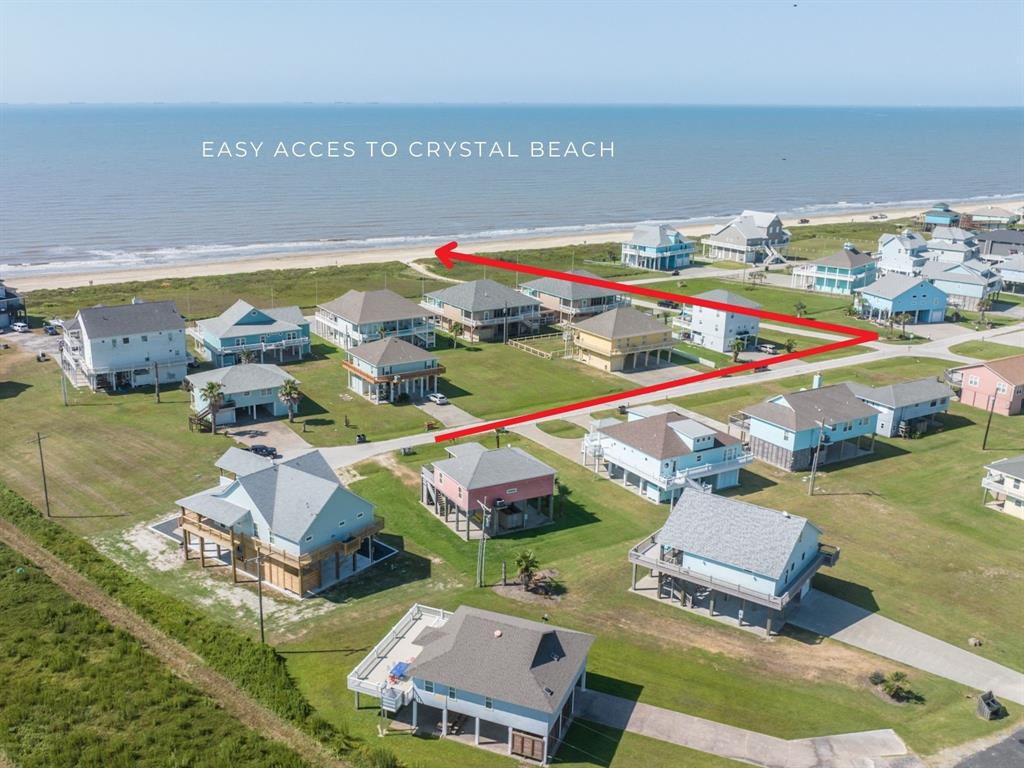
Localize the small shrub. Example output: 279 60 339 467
881 671 917 702
352 745 400 768
868 670 886 686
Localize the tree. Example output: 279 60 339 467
278 378 302 423
200 381 224 435
238 349 256 364
450 323 463 347
729 337 746 362
882 671 915 702
894 312 913 339
977 297 992 326
784 338 797 353
514 550 539 591
793 300 807 318
748 271 767 288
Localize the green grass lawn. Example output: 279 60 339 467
434 334 626 420
671 357 1024 674
0 543 310 768
785 219 916 261
23 261 448 323
536 419 588 439
279 340 431 446
277 435 1015 761
414 242 648 286
753 329 868 361
948 340 1022 360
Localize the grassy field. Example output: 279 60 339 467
276 436 1015 762
753 329 869 362
948 340 1022 360
785 218 916 261
536 419 588 439
23 261 448 323
671 357 1024 673
414 242 648 285
0 543 310 768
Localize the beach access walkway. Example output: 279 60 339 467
577 690 920 768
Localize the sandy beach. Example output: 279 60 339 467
12 199 1022 293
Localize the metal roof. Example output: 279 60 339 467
424 279 540 313
407 606 594 714
318 289 429 325
656 488 819 581
75 300 184 338
573 307 667 339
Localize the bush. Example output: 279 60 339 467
352 745 400 768
868 670 886 686
0 484 353 756
881 671 918 703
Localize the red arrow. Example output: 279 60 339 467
431 241 878 442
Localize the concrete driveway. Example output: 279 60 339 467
222 418 312 456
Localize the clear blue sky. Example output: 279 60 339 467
2 0 1022 106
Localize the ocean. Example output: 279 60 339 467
1 104 1021 277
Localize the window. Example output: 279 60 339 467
967 375 980 387
141 335 148 342
996 382 1008 395
448 687 457 701
505 487 518 495
122 337 130 344
356 511 365 519
305 535 312 542
424 681 434 694
484 697 493 709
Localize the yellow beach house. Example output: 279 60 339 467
572 307 674 372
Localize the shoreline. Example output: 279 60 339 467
10 198 1023 293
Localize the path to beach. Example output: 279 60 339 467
14 199 1022 292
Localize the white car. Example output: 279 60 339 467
10 322 30 333
427 392 449 405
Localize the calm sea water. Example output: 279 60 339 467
1 104 1022 276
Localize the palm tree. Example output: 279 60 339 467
894 312 913 339
514 549 539 591
199 381 224 435
450 323 463 348
729 337 746 362
976 298 992 326
793 300 807 318
238 349 256 364
784 338 797 353
278 378 302 423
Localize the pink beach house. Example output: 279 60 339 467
948 355 1024 417
420 442 556 539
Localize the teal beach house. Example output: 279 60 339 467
789 244 877 294
193 299 311 366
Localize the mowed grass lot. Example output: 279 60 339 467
785 218 916 261
0 544 310 768
536 419 587 439
948 340 1022 360
278 436 1014 762
671 357 1024 673
23 261 447 323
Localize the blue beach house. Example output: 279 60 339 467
789 243 877 294
347 604 593 764
854 274 947 323
733 376 879 471
621 224 694 271
194 299 311 366
185 363 297 425
923 202 961 230
848 378 953 437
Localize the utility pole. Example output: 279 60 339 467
256 552 266 643
982 394 996 450
807 421 826 496
33 432 51 517
476 510 491 588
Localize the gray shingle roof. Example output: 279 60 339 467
433 443 555 490
846 377 953 408
629 223 687 248
520 270 621 301
657 488 819 580
318 289 428 325
812 247 875 269
855 274 931 300
742 383 878 431
76 300 184 338
185 363 296 395
930 226 976 243
197 300 307 338
348 336 437 368
708 211 783 241
573 307 667 339
215 446 274 477
922 260 998 286
976 229 1024 246
985 455 1024 480
407 606 594 713
694 289 761 310
424 279 540 313
598 412 737 460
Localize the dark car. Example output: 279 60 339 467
671 269 681 276
43 324 58 336
657 299 680 309
249 444 277 458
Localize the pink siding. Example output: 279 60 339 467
958 364 1024 417
433 469 554 512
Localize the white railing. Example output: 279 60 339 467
586 435 752 490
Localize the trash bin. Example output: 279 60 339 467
976 691 1006 721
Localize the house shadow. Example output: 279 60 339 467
498 482 600 541
296 395 329 418
784 574 880 646
0 381 31 400
308 341 337 360
931 412 976 433
437 380 473 400
719 468 777 496
551 673 645 765
316 535 431 605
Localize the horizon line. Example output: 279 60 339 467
3 100 1024 109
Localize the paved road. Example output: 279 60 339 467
953 729 1024 768
577 689 917 768
790 590 1024 706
